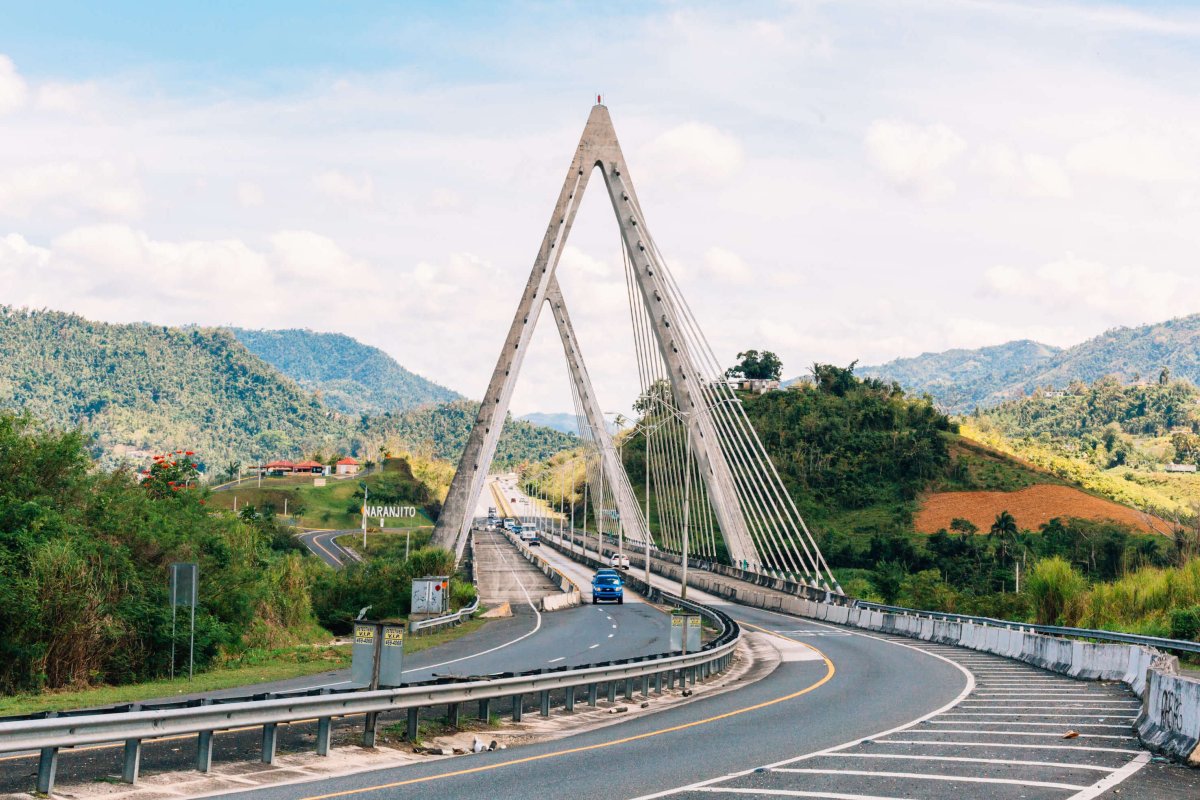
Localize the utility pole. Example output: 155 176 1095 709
361 482 369 548
680 417 693 601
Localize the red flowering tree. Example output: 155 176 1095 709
141 450 201 499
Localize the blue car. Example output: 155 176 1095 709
592 572 624 604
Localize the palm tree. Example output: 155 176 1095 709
989 510 1019 559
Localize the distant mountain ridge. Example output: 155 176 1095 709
231 328 460 415
849 314 1200 412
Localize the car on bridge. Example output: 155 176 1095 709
591 572 624 604
609 552 630 570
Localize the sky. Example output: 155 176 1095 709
2 1 1200 417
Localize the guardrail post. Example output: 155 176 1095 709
262 722 278 763
607 681 617 703
512 694 523 722
406 707 419 741
196 699 214 772
447 702 461 728
587 683 598 707
565 686 576 711
37 746 58 795
316 716 332 756
623 678 634 700
122 737 142 784
654 672 663 694
478 698 491 723
540 690 551 717
640 675 650 697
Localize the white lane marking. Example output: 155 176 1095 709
893 729 1134 740
1066 752 1150 800
939 712 1137 719
824 752 1117 772
608 633 614 638
691 791 906 799
612 624 618 629
628 607 976 800
878 740 1141 754
548 657 565 663
772 768 1086 791
309 679 351 689
408 531 544 674
589 643 600 649
928 720 1132 728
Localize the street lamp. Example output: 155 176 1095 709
638 393 740 600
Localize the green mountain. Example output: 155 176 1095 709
856 314 1200 413
368 401 577 466
0 307 343 468
855 340 1061 411
231 328 459 416
519 412 581 435
0 307 575 471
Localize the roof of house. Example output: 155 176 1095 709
263 460 294 468
294 460 323 469
336 457 359 465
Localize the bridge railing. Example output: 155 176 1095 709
0 588 739 794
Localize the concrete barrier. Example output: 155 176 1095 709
499 529 582 612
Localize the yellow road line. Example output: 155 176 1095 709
299 633 835 799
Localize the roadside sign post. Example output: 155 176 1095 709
351 620 406 747
360 482 368 548
169 563 198 681
669 612 701 655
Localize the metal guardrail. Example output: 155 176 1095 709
853 600 1200 655
1 587 739 794
544 526 1200 656
409 598 481 633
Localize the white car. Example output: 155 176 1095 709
609 553 630 570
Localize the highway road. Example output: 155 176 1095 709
295 529 362 568
186 479 1198 800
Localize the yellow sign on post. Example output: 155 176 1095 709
384 628 404 647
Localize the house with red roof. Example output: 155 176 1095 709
294 459 328 475
335 456 360 476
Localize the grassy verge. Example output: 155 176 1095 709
0 617 491 717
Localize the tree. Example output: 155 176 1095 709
989 510 1019 560
949 518 979 536
726 350 783 381
810 362 859 397
1159 366 1171 386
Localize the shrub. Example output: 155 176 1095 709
1025 557 1087 625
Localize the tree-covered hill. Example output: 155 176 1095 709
0 307 575 471
364 400 577 468
231 328 459 416
854 340 1060 412
852 314 1200 413
0 307 344 468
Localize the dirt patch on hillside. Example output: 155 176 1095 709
915 484 1170 536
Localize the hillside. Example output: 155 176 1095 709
231 328 459 415
855 314 1200 413
519 412 581 435
0 307 343 468
0 307 577 471
856 340 1061 411
366 400 578 467
967 376 1200 516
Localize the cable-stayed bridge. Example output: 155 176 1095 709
432 103 839 592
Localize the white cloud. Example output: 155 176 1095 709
865 119 966 201
703 246 751 284
35 81 97 114
0 55 27 115
972 144 1072 198
984 254 1200 324
638 122 744 186
313 170 374 204
0 161 144 219
1065 125 1200 183
560 245 611 279
236 182 264 207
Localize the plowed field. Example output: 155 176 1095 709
915 484 1169 535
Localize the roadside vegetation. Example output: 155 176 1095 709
0 413 477 700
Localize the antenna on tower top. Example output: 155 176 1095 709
597 93 602 105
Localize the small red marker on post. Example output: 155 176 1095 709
597 94 602 104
